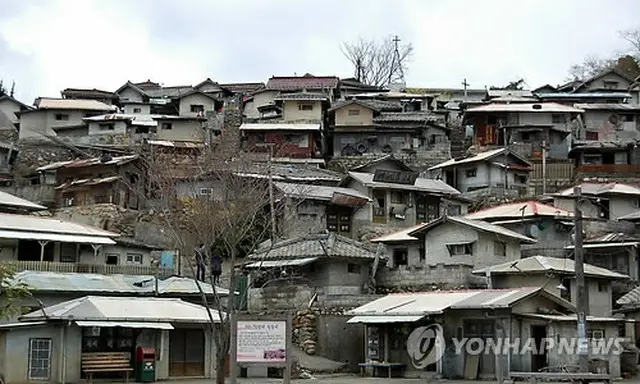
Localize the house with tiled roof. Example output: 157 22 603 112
465 200 573 257
370 215 535 289
473 256 628 317
427 148 532 197
243 232 383 310
327 99 450 160
18 97 116 140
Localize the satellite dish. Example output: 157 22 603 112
528 224 540 238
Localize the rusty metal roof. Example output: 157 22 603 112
266 75 339 91
36 155 138 172
55 176 121 190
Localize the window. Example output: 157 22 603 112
347 263 360 274
99 123 115 131
515 175 528 184
348 109 360 116
105 254 119 265
28 338 52 380
494 241 506 257
583 154 601 164
587 329 605 340
585 131 599 140
447 243 473 256
465 168 477 178
597 281 608 292
551 114 566 124
190 104 205 113
392 248 408 266
199 187 214 196
298 104 313 111
126 253 143 264
55 113 69 121
603 81 619 90
521 132 531 141
133 107 142 113
448 205 462 216
161 122 173 130
390 191 406 204
620 113 635 122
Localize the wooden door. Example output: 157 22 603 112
169 329 205 377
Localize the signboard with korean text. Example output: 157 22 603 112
236 320 287 363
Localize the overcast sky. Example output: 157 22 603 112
1 0 638 103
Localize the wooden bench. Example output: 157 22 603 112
358 362 406 378
508 371 611 384
81 352 133 384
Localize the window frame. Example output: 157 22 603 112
347 109 360 116
125 253 143 264
494 241 507 257
161 122 173 130
98 123 115 131
54 113 69 121
28 338 52 381
133 107 142 113
447 243 473 256
347 263 360 274
190 104 205 113
298 104 313 111
465 168 477 178
392 248 409 266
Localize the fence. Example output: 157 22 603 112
1 260 175 277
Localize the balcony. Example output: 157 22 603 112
1 260 176 277
576 164 640 176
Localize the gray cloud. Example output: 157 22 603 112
0 0 639 102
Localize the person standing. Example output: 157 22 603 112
195 244 206 281
210 253 222 284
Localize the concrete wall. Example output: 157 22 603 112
282 100 322 122
243 91 278 119
500 218 572 254
156 119 204 142
554 195 639 220
0 99 20 125
0 185 56 206
316 315 364 372
334 104 373 126
123 104 151 115
378 263 485 289
583 110 640 141
179 94 216 117
118 87 144 103
87 120 128 136
0 323 216 384
20 110 109 140
333 128 450 157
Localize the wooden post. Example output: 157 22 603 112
284 312 293 384
574 186 589 372
229 312 238 384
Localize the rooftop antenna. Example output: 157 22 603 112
388 35 406 86
462 78 470 101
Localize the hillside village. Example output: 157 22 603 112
1 66 640 382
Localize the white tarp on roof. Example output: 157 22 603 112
239 123 320 131
75 321 174 330
0 229 116 244
347 315 424 324
244 257 318 269
0 213 118 244
0 191 46 211
21 296 223 323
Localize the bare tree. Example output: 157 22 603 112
567 26 640 81
341 35 413 87
140 134 310 383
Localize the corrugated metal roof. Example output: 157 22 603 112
12 271 228 295
472 256 629 279
520 313 623 322
328 99 404 113
348 287 548 318
428 148 526 171
465 201 573 220
244 257 318 269
536 92 632 99
370 223 426 243
55 176 120 190
555 182 640 197
20 296 222 323
274 182 371 203
617 286 640 306
0 229 116 244
35 98 117 111
0 212 118 240
247 232 379 261
266 76 339 91
575 103 640 111
487 90 534 98
274 92 328 101
37 155 138 172
347 171 461 195
239 123 321 131
618 210 640 221
467 102 583 114
405 216 536 244
0 191 46 212
75 321 174 329
347 315 424 324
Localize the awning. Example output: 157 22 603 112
0 229 116 245
244 257 318 269
347 315 424 324
75 321 174 330
565 242 639 249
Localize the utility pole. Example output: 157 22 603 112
462 78 469 101
502 124 508 195
267 143 277 240
541 140 547 195
573 186 589 372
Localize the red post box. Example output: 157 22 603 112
135 347 156 382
